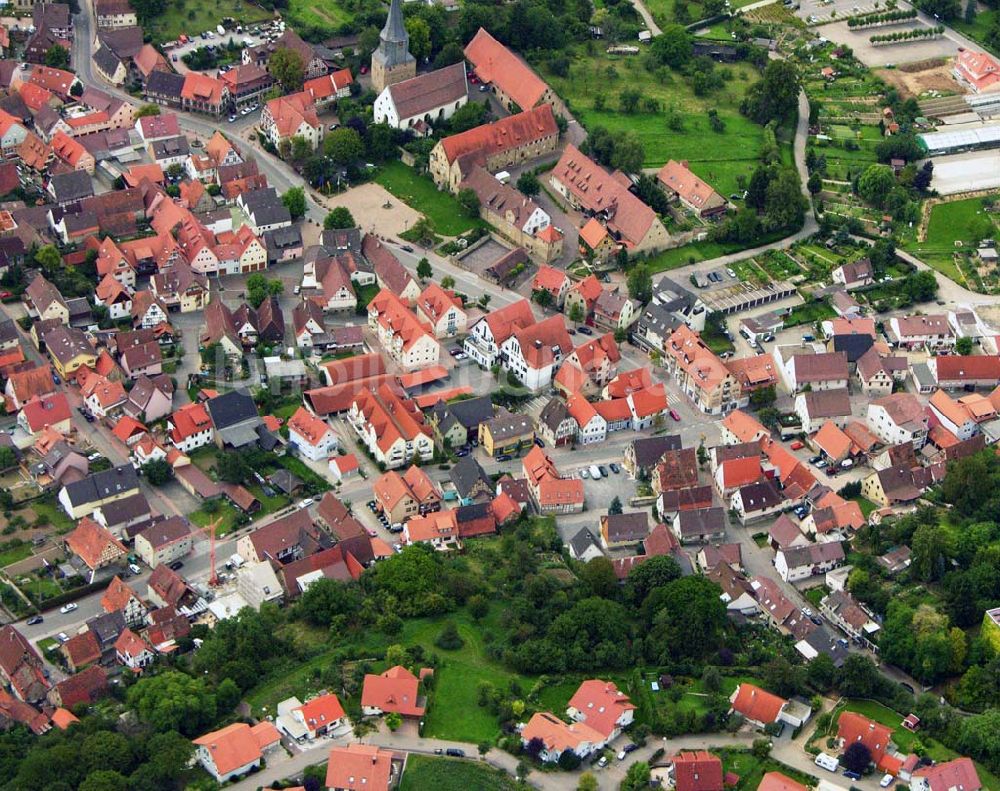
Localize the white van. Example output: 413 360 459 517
589 465 602 479
814 753 839 773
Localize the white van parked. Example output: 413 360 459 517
589 464 602 479
814 753 839 773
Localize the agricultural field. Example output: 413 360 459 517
537 49 791 198
376 161 482 237
811 123 881 182
144 0 272 43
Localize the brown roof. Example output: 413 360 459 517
464 27 551 110
800 388 851 419
792 351 848 383
439 104 558 168
51 665 108 708
655 447 699 491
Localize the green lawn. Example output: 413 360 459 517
144 0 273 44
953 10 1000 53
783 299 835 328
29 497 75 534
537 51 782 198
718 748 817 791
399 756 519 791
375 161 482 237
804 587 826 608
0 541 32 568
854 497 877 518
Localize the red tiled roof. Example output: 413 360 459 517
439 104 557 166
65 517 127 569
730 683 785 724
837 711 892 761
673 751 724 791
464 27 551 109
361 665 425 717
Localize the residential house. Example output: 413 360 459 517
361 666 425 717
425 395 493 450
532 265 570 306
261 91 322 150
206 389 273 451
910 757 983 791
193 722 282 783
519 712 605 763
522 445 585 514
538 398 577 447
593 291 639 332
671 752 724 791
887 315 954 351
795 388 852 434
672 507 726 544
657 160 727 219
550 144 670 255
464 298 535 368
58 464 140 519
856 347 895 397
0 626 49 703
720 410 770 445
100 575 147 628
731 479 784 524
774 346 849 393
565 679 635 743
928 354 1000 390
134 517 193 567
480 412 535 458
325 744 395 791
831 258 874 290
867 393 929 449
373 465 442 524
567 393 607 445
287 407 338 461
499 314 573 392
662 325 742 414
775 542 845 582
600 512 649 549
821 590 881 648
367 289 440 371
623 435 682 477
348 385 433 468
168 402 214 453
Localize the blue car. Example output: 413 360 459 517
843 771 861 781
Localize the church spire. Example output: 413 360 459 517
381 0 408 47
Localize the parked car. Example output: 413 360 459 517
26 615 43 626
57 632 69 643
298 498 314 509
455 448 470 457
128 564 141 576
790 440 804 450
598 465 608 477
622 744 638 755
598 756 608 767
59 603 78 614
580 468 590 479
669 409 681 422
880 775 895 788
496 454 512 462
726 268 736 278
169 561 184 571
366 528 377 538
843 771 861 781
577 326 593 336
610 463 620 474
445 748 465 758
810 615 823 625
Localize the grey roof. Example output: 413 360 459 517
539 397 571 432
205 389 260 430
264 225 302 252
268 468 303 494
484 412 533 441
737 479 783 513
93 45 123 78
798 625 850 667
86 610 126 647
0 318 18 346
145 69 184 98
151 136 190 159
241 188 292 227
603 512 649 543
321 227 362 255
137 515 191 548
636 302 683 338
629 435 682 469
96 492 151 527
62 464 139 508
569 527 601 558
449 456 491 499
675 506 726 538
49 171 95 203
378 0 412 61
447 395 494 430
832 333 874 363
780 541 844 568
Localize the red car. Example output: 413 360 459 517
0 290 11 300
366 528 377 538
790 440 804 450
669 409 681 422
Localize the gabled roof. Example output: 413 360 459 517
438 104 558 171
672 751 724 791
65 517 127 569
193 722 281 776
567 679 636 739
837 711 892 761
730 682 786 724
464 27 551 110
361 665 425 716
386 61 467 120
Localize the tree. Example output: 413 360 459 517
914 160 934 192
763 168 807 231
457 187 480 218
620 87 641 113
918 0 960 18
441 275 455 289
912 523 951 582
79 771 128 791
127 671 217 736
434 41 465 69
858 164 897 208
836 654 880 698
324 127 364 165
0 446 17 471
385 711 403 731
702 666 722 693
45 45 70 69
842 741 872 774
569 302 584 323
621 761 651 791
611 131 645 175
625 555 682 605
645 576 727 659
416 258 432 280
290 135 312 162
296 578 363 627
269 47 305 90
609 496 623 515
142 458 172 486
807 172 822 195
216 677 241 713
282 187 306 220
447 101 488 134
579 557 618 598
578 773 599 791
742 60 800 125
405 16 432 60
533 288 554 308
651 25 692 68
750 385 776 409
956 336 973 356
517 172 541 196
216 450 250 484
135 104 160 118
324 207 356 230
435 621 465 649
627 264 653 304
410 217 436 245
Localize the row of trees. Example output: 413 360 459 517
846 8 917 26
870 25 945 43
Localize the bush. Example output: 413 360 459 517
434 622 465 650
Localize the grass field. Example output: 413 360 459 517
399 756 519 791
145 0 272 43
783 299 835 327
953 10 1000 54
30 497 75 534
285 0 353 32
904 196 997 285
718 749 817 791
0 541 32 568
537 51 783 198
375 161 482 237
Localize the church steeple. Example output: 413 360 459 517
371 0 416 93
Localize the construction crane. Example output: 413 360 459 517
191 515 224 587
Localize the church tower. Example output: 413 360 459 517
371 0 416 94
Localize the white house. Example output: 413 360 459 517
193 722 281 784
774 345 849 393
888 315 955 351
775 542 845 582
566 394 607 445
168 403 215 453
499 315 573 392
464 299 535 369
794 389 852 434
287 407 339 461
